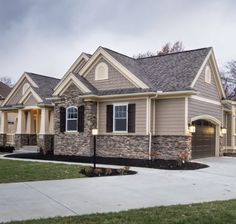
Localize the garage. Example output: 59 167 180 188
192 119 216 159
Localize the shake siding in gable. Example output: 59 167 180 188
24 95 38 106
188 98 222 123
85 57 136 90
155 98 185 135
194 62 221 101
98 99 146 135
7 79 29 105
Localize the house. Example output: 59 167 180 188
0 46 230 160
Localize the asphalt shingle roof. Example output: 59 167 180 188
103 47 211 92
26 73 60 102
0 82 11 99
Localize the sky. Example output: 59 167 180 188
0 0 236 82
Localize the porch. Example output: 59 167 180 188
0 107 54 153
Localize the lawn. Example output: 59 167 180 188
5 199 236 224
0 159 84 183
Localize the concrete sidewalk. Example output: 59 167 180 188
1 157 236 223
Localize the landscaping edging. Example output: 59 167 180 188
5 153 209 170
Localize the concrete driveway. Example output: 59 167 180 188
1 157 236 223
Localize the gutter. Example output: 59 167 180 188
147 91 162 160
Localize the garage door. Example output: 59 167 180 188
192 120 216 159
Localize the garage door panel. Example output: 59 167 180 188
192 120 215 159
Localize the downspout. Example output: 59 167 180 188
148 91 162 160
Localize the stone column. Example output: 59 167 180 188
0 111 7 145
15 110 28 149
38 107 54 155
26 111 37 145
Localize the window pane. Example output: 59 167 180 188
67 107 78 119
115 119 126 131
67 120 77 131
115 105 127 118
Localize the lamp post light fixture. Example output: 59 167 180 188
92 128 98 169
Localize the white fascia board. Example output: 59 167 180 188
19 87 42 104
53 53 90 91
53 73 91 96
2 72 39 106
80 47 149 89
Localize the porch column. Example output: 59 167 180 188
26 111 35 134
39 108 49 134
0 111 8 134
49 110 54 134
16 110 26 134
15 110 27 149
38 107 54 155
0 111 8 146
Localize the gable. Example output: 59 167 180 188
194 59 221 101
23 94 38 106
61 82 83 98
7 78 30 105
85 57 136 91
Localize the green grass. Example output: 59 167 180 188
4 199 236 224
0 159 84 183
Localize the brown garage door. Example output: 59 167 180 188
192 120 215 159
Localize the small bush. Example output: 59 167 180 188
94 168 103 176
80 167 94 177
177 150 191 166
105 168 113 176
0 145 15 153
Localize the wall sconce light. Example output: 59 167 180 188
92 128 98 136
189 124 196 133
221 127 227 134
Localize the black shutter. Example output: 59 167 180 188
78 105 84 132
60 107 66 133
106 105 113 133
128 104 136 133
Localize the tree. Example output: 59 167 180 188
221 60 236 98
0 76 14 87
133 41 184 59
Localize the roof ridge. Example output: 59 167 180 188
101 47 135 60
25 72 60 80
136 47 212 60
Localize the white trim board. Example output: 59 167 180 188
2 72 39 106
54 53 90 92
190 95 222 106
53 73 91 96
80 47 149 89
19 87 42 104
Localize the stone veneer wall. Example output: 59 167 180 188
14 134 37 149
96 135 149 159
54 83 97 156
38 134 54 155
151 135 192 160
0 134 6 146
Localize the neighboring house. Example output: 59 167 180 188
0 46 230 159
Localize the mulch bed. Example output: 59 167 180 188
5 152 208 170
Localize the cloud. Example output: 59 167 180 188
0 0 236 81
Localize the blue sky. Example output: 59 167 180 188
0 0 236 81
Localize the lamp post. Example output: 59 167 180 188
92 128 98 169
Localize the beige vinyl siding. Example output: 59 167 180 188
8 79 29 105
24 95 38 106
85 57 136 90
223 111 232 147
188 98 223 123
99 99 146 135
194 62 221 101
155 98 185 135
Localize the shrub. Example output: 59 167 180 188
0 145 15 153
177 150 191 166
80 167 94 177
94 168 103 176
105 168 113 176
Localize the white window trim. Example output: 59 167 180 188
66 106 78 132
95 62 108 81
113 103 128 133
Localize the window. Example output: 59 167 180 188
205 65 211 84
22 83 30 95
95 62 108 80
66 106 78 132
113 104 128 132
